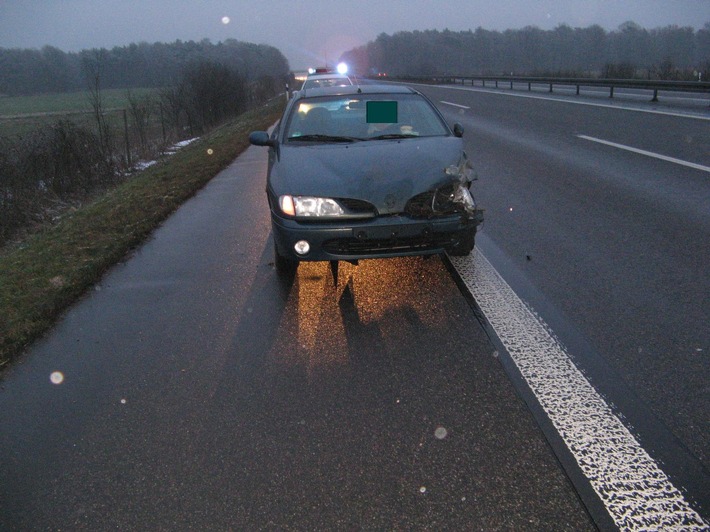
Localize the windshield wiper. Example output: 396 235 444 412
366 133 418 141
288 134 362 143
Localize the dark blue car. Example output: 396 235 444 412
249 84 483 276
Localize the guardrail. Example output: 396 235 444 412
394 75 710 103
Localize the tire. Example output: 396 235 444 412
274 239 298 276
448 229 476 256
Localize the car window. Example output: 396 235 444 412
302 77 352 90
284 94 449 141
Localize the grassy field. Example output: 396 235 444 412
0 97 284 369
0 88 158 137
0 88 156 115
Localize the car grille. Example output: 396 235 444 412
322 233 456 255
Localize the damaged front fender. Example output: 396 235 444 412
445 153 478 215
406 153 484 225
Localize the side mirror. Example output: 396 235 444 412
453 123 464 138
249 131 276 147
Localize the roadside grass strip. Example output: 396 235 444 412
449 249 708 531
0 99 285 367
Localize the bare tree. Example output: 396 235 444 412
81 49 113 171
126 89 154 157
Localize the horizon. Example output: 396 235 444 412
1 1 707 71
1 21 706 73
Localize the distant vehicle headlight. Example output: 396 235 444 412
279 195 345 217
336 62 348 75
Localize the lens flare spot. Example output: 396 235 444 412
419 486 427 493
434 426 448 439
50 371 64 384
221 16 230 25
207 148 214 155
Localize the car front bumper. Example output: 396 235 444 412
271 211 480 262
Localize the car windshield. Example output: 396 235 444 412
284 94 449 142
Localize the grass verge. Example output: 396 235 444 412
0 88 157 116
0 98 284 369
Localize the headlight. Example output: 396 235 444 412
279 195 345 217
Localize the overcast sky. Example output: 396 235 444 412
1 0 708 70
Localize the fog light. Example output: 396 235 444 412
294 240 310 255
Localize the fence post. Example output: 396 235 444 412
609 86 614 98
123 109 131 167
159 103 166 145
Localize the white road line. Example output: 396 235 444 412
440 100 470 109
449 249 708 531
578 135 710 173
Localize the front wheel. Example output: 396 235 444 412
448 230 475 256
274 239 298 276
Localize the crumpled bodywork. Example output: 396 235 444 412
405 154 484 225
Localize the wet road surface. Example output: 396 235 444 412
0 146 593 529
415 83 710 525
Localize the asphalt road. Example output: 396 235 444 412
413 84 710 515
0 145 593 528
2 84 708 529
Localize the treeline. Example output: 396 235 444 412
342 22 710 79
0 38 290 96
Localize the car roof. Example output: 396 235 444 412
295 84 418 99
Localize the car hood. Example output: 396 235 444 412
270 137 465 214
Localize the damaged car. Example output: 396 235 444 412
249 84 484 276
